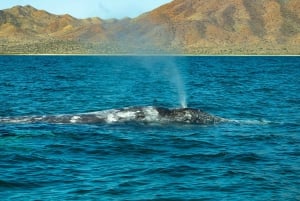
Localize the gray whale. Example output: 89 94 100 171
0 106 224 125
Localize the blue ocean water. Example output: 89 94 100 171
0 56 299 200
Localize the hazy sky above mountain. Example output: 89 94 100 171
0 0 172 19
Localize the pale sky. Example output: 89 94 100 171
0 0 172 19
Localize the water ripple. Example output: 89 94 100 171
0 56 299 200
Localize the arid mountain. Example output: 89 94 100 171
0 0 299 54
129 0 300 53
0 5 107 41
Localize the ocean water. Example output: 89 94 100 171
0 56 299 200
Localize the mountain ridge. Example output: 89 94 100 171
0 0 299 54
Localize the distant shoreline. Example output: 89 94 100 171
0 54 300 57
0 54 299 56
1 39 299 56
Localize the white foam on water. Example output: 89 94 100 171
227 119 272 125
88 109 116 123
142 106 160 122
0 116 31 123
70 116 81 123
115 111 136 119
106 113 118 123
104 110 139 123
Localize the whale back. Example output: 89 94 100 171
156 107 222 124
0 106 222 125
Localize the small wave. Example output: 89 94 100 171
144 165 199 177
174 152 228 161
0 179 42 189
225 152 264 163
226 119 273 125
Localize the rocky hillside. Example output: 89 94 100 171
0 5 107 41
129 0 300 53
0 0 299 54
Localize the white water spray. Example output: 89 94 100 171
166 67 187 108
140 57 188 108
